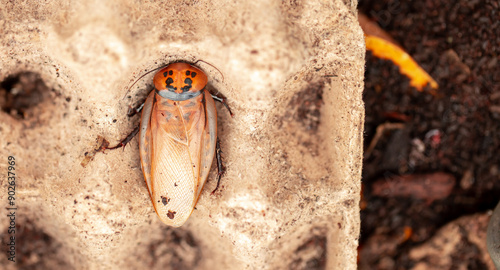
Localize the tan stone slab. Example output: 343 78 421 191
0 0 364 269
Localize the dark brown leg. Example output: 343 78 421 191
106 125 140 150
126 102 145 117
211 94 234 117
211 138 226 194
106 102 144 150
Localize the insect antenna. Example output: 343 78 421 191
122 65 166 99
193 59 225 82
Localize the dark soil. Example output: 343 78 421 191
359 0 499 268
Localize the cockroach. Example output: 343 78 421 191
108 61 232 227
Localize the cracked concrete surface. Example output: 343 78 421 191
0 0 365 269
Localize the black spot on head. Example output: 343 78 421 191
163 71 168 77
165 77 176 91
181 78 193 92
166 77 174 86
191 72 197 78
169 70 173 75
186 70 190 76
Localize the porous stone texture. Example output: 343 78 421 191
0 0 365 269
409 213 496 270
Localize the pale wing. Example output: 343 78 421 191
149 95 207 227
139 91 155 198
196 93 217 197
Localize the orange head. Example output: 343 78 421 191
153 63 208 101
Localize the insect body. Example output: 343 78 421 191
142 63 217 227
111 62 230 227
